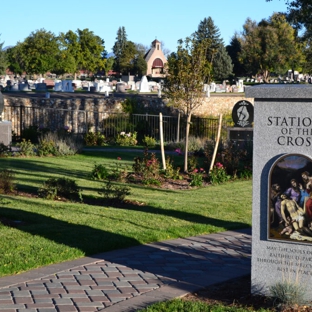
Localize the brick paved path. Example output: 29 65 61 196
0 228 251 312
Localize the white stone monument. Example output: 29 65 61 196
139 76 150 93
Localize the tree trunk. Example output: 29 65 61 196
184 114 192 172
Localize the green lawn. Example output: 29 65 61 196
0 149 252 277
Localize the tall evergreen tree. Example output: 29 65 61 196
212 44 233 81
226 34 246 77
113 26 127 72
194 17 224 82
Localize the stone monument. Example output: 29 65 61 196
245 85 312 299
0 91 12 146
228 100 253 148
139 75 150 93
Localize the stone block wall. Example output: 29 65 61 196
2 94 254 135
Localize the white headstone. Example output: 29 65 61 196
139 76 150 93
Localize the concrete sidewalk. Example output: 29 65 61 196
0 228 251 312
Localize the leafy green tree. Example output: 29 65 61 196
76 28 105 75
55 30 80 77
113 26 127 72
6 45 24 75
133 54 147 76
212 44 233 81
194 17 224 83
164 36 211 172
239 13 304 82
16 29 59 76
0 36 8 75
266 0 312 39
103 56 114 76
57 29 105 78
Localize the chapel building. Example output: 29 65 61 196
144 40 167 78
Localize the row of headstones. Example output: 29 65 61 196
203 80 244 94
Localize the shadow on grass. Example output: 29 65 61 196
0 205 141 255
82 194 250 229
0 193 250 257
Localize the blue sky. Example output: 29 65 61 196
1 0 288 53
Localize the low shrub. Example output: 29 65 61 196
142 136 156 148
17 139 36 156
209 162 230 184
116 131 137 146
37 136 56 156
270 280 306 309
0 169 15 194
133 149 161 186
38 177 82 202
84 131 106 146
91 163 109 180
37 132 82 156
109 158 129 182
162 156 182 180
189 168 205 187
98 180 131 203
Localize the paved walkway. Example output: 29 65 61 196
0 228 251 312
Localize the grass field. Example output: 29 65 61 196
0 149 252 277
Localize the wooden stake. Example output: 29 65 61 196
159 113 166 170
209 114 223 172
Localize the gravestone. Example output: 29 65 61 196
228 100 253 148
245 85 312 299
35 83 47 91
0 91 12 146
139 75 150 93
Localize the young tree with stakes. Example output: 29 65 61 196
164 36 211 172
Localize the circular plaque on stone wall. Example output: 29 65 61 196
232 100 254 128
0 91 4 116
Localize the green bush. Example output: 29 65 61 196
98 180 131 203
0 169 15 194
142 136 157 148
91 163 109 180
84 131 106 146
204 140 253 179
189 168 205 187
133 149 161 186
38 177 82 202
37 132 82 156
17 139 36 156
37 137 56 156
209 162 230 184
116 131 137 146
162 156 182 180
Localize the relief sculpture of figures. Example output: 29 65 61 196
269 154 312 242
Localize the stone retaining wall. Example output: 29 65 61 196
3 94 254 117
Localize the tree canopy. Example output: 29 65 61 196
12 29 59 75
237 13 304 81
266 0 312 39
